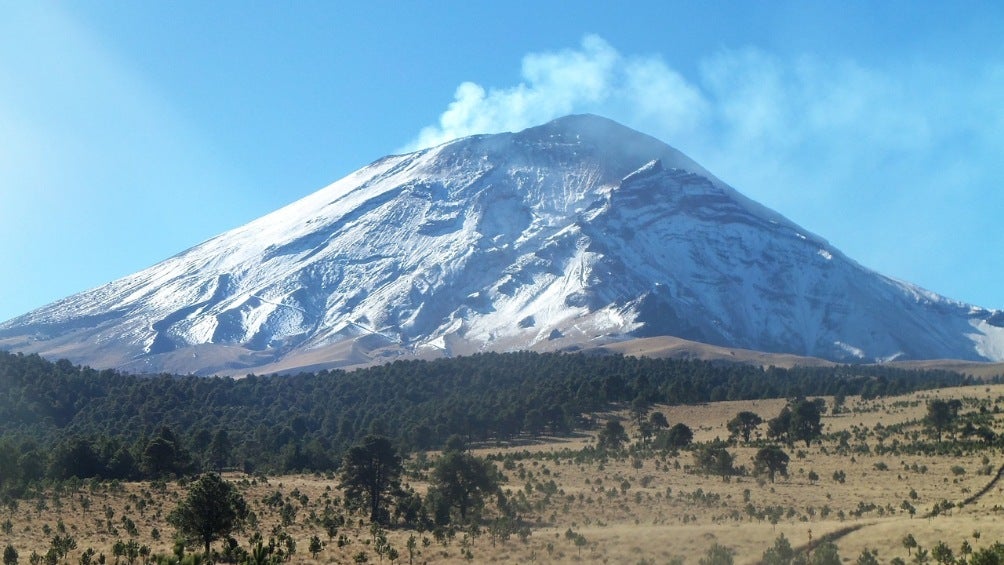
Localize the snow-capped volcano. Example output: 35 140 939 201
2 115 1002 375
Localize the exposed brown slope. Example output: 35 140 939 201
582 335 836 368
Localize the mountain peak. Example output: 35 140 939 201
523 113 641 139
2 115 1002 375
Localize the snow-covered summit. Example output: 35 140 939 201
2 114 1001 375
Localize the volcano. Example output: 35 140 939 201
3 115 1002 375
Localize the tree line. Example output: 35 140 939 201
0 349 987 493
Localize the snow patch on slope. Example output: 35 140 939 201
834 341 865 359
970 319 1004 361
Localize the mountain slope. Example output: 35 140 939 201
2 115 1002 374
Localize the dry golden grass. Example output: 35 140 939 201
5 384 1004 563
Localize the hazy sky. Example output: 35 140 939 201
2 1 1003 323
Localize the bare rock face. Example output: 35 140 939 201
2 115 1001 375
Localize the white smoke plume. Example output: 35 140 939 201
406 35 705 151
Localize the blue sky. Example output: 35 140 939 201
2 1 1003 323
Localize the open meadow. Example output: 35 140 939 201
5 384 1004 564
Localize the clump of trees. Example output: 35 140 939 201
694 445 736 481
597 420 629 450
727 411 763 443
768 398 825 447
925 398 962 441
759 534 841 565
336 434 503 530
427 437 502 525
168 473 248 556
653 423 693 450
338 436 403 524
753 446 789 483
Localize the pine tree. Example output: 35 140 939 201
168 473 248 556
339 436 402 524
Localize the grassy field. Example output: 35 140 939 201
5 384 1004 564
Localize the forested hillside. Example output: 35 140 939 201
0 350 985 493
